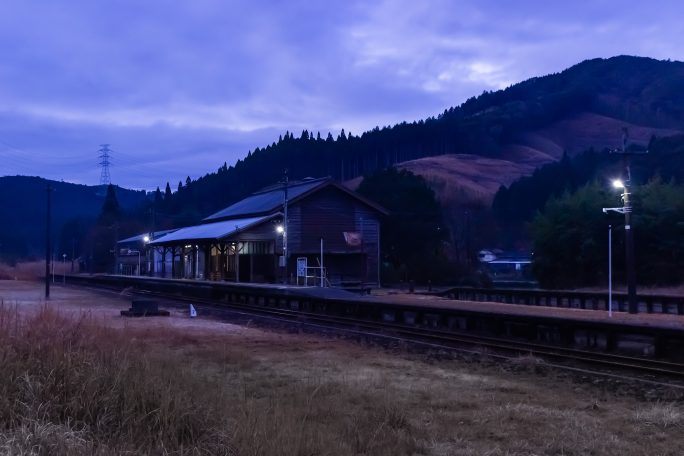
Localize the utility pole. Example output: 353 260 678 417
611 128 647 314
282 169 289 283
45 183 51 299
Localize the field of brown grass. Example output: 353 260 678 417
0 260 69 281
2 281 684 455
396 154 535 207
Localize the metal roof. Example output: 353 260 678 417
117 229 178 244
203 177 329 222
149 215 274 245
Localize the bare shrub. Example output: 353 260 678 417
634 403 684 428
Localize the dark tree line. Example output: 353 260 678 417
357 168 451 284
531 179 684 288
492 134 684 288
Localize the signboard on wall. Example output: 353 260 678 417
343 231 363 247
297 257 307 278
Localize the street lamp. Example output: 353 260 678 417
605 175 637 314
275 224 286 283
143 235 151 276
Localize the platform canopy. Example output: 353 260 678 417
149 214 277 245
117 229 178 245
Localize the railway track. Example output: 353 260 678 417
104 285 684 390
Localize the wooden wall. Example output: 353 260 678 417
286 186 382 285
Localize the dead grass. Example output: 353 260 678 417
0 260 68 281
396 154 536 206
2 282 684 455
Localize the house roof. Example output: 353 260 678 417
203 176 388 223
149 214 276 245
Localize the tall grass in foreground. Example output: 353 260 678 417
0 304 421 455
0 304 234 454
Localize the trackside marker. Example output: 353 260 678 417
190 304 197 318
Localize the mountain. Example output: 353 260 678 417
173 56 684 217
0 176 148 261
5 56 684 263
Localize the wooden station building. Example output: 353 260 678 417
141 177 387 286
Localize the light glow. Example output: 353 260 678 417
612 179 624 189
276 225 284 234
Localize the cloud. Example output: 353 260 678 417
1 0 684 189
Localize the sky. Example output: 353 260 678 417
1 0 683 191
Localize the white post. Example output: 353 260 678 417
235 243 240 283
320 237 324 287
608 224 613 318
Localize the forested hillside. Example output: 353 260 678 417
167 56 684 223
492 134 684 287
0 176 147 262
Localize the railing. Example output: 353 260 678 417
439 287 684 315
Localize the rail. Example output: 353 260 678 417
71 276 684 386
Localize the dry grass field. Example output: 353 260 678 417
1 280 684 455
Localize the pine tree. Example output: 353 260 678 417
98 184 121 225
164 182 172 202
154 187 163 207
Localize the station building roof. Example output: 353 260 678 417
203 176 387 223
203 177 328 222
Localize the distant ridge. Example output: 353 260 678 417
0 176 147 259
170 55 684 215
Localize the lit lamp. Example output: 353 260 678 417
275 224 286 283
609 176 637 314
143 235 151 276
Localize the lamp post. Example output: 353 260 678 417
611 178 638 314
62 254 66 284
276 224 285 283
282 171 289 284
143 235 150 276
608 225 612 317
609 129 646 314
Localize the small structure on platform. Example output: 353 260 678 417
121 299 170 317
122 177 387 287
117 229 178 276
478 249 535 286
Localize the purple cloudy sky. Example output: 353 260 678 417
0 0 683 190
